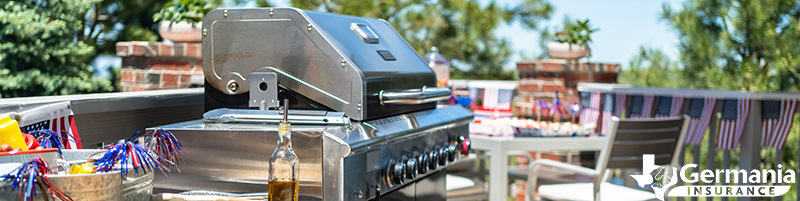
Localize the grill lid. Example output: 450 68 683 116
202 8 449 120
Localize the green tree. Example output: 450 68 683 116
622 0 800 199
660 0 800 91
81 0 170 59
621 47 684 88
0 0 114 98
290 0 553 80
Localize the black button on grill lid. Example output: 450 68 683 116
377 50 396 61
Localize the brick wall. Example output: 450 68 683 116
515 59 620 119
116 42 203 92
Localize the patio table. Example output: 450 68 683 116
469 134 607 201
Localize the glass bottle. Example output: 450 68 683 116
268 99 299 201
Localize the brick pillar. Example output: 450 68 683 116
515 59 620 120
116 42 203 92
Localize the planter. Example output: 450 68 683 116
159 21 202 43
546 41 590 60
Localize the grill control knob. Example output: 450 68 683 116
428 148 439 170
459 137 471 157
405 156 417 180
447 144 457 162
391 158 406 185
416 151 428 174
438 146 447 165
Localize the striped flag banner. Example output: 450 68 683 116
629 95 655 119
716 98 751 150
600 93 615 135
579 92 602 131
17 102 83 149
684 98 717 145
654 96 685 118
761 100 798 149
614 93 627 117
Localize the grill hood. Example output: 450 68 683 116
202 8 448 120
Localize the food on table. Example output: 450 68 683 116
470 118 596 137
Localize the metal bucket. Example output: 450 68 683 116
0 171 122 201
0 149 155 201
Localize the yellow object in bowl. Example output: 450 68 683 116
0 115 28 151
69 163 96 174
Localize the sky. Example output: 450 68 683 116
491 0 684 70
93 0 686 76
270 0 686 70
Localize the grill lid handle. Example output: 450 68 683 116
378 86 451 105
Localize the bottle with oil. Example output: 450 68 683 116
269 99 299 201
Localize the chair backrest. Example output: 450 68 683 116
596 116 690 171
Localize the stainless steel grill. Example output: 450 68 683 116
150 7 473 201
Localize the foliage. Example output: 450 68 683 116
153 0 214 24
555 19 597 46
289 0 553 80
653 0 800 91
81 0 170 60
620 47 685 88
0 0 113 98
622 0 800 199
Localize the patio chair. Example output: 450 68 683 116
527 116 690 201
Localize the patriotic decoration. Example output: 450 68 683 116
761 100 798 149
600 93 616 135
614 93 627 117
549 91 567 117
482 88 513 109
654 96 685 118
629 95 655 119
716 98 751 150
684 98 717 145
579 92 601 129
17 102 82 149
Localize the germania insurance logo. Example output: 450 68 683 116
631 154 793 200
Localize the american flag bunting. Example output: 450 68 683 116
761 100 797 149
629 95 655 119
654 96 684 118
716 98 751 150
684 98 717 145
614 93 627 117
579 92 602 131
600 93 618 135
17 102 82 149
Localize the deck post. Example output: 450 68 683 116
738 99 762 201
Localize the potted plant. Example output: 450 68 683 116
153 0 213 43
547 19 598 60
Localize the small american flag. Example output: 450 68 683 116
600 93 617 135
716 98 751 150
579 92 601 131
684 98 717 145
615 93 627 117
654 96 684 118
482 88 512 109
761 100 797 149
18 102 83 149
629 95 655 119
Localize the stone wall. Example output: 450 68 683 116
116 42 203 92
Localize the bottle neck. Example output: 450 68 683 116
278 122 292 148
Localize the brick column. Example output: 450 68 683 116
116 42 204 92
515 59 620 119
